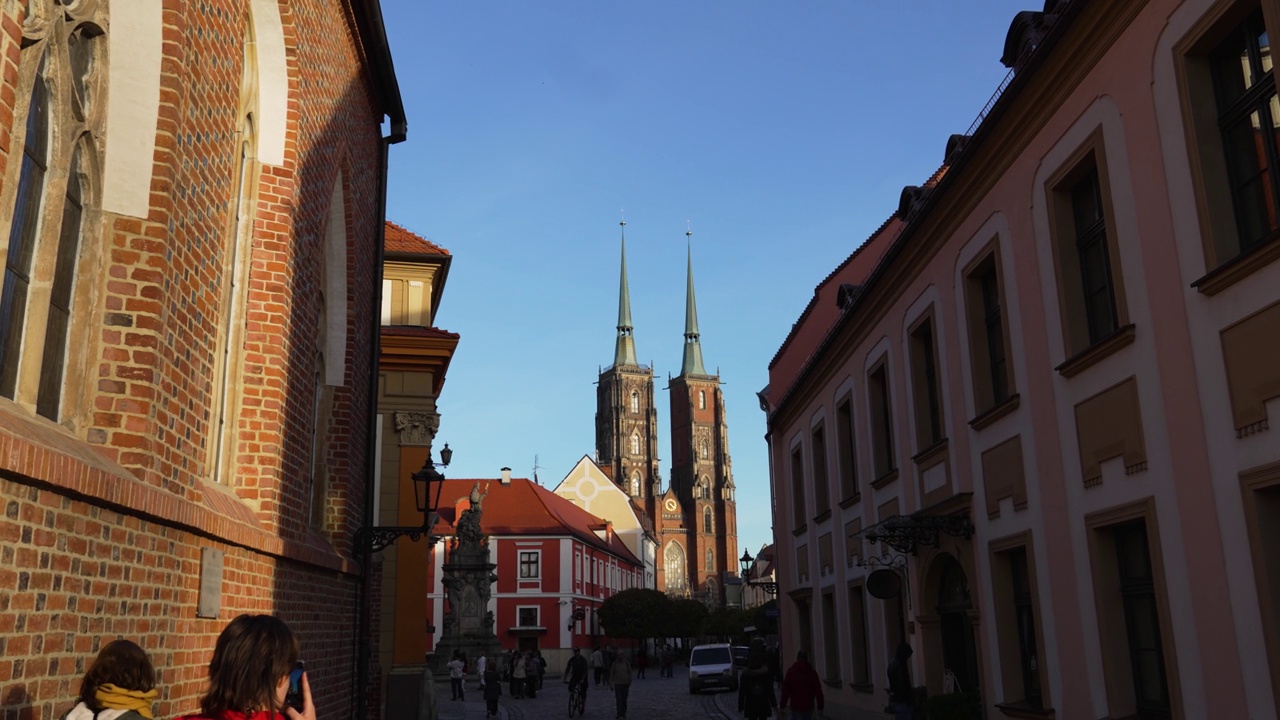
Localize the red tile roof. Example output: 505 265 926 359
385 221 450 255
430 478 642 566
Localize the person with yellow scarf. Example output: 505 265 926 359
63 640 158 720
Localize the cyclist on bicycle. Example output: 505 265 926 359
564 647 589 714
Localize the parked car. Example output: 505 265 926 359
731 645 750 668
689 643 737 693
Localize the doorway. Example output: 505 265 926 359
936 554 980 698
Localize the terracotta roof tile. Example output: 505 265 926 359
428 478 642 566
385 221 450 255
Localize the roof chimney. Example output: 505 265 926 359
500 467 512 485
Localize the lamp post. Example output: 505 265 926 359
739 550 778 598
354 443 452 553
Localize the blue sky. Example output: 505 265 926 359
380 1 1030 565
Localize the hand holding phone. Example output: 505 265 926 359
285 662 306 714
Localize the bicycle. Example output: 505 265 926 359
567 679 587 717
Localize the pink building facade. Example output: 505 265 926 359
763 2 1280 719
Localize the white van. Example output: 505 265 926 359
688 642 737 693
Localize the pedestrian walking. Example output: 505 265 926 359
607 651 632 719
737 654 778 720
482 661 502 720
591 647 605 686
635 648 647 679
660 645 674 678
779 650 824 720
510 652 526 699
475 654 487 691
61 639 157 720
886 642 915 720
524 652 538 699
447 653 465 701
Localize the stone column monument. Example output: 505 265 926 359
432 482 500 674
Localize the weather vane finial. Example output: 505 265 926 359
620 209 626 229
686 219 693 244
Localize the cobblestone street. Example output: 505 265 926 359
437 672 746 720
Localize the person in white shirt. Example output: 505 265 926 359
447 653 465 701
590 647 605 686
475 655 487 690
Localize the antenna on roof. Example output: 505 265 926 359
533 454 543 486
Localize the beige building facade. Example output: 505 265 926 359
763 1 1280 719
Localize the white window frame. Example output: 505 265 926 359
519 549 541 579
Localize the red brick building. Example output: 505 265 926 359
0 2 404 720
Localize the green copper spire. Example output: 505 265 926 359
681 227 707 376
614 220 638 367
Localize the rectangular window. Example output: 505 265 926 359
517 607 539 627
1071 167 1120 345
835 396 858 500
519 551 540 579
848 584 872 688
992 538 1046 710
1009 548 1043 708
868 363 896 479
797 598 814 662
791 445 807 528
909 317 944 448
1212 9 1280 254
965 252 1012 412
822 591 841 682
1114 522 1171 716
812 422 830 517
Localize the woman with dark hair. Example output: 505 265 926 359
178 614 315 720
737 653 778 720
63 639 158 720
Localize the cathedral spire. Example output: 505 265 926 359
614 220 638 367
681 226 707 376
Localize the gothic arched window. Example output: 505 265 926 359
699 390 706 409
665 542 686 594
630 473 640 496
699 439 709 460
0 3 107 421
703 506 713 533
211 18 261 483
630 389 639 413
630 432 640 455
698 477 711 499
706 548 714 569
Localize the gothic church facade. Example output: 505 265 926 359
595 224 739 606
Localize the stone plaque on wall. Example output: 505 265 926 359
197 547 224 619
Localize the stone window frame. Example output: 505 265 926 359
962 241 1018 420
0 0 108 425
811 417 831 520
907 309 946 453
630 389 640 413
820 589 842 685
699 389 706 409
867 356 898 486
209 16 264 484
1084 497 1182 719
845 581 873 692
1240 460 1280 713
703 505 713 534
516 605 540 628
1045 130 1135 375
834 389 860 506
989 531 1051 717
1177 0 1280 294
789 435 808 533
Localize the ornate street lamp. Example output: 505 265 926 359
739 550 778 597
354 443 452 553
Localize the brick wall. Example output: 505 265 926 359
0 2 396 720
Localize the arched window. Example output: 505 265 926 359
0 7 107 421
630 389 639 413
698 477 711 499
699 439 709 460
630 473 640 496
699 390 706 409
703 506 713 533
630 433 640 455
706 548 714 570
665 542 686 594
211 18 261 483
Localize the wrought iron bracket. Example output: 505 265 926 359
858 549 913 610
746 579 778 597
354 513 442 554
862 513 974 555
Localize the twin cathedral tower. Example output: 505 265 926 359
594 222 739 605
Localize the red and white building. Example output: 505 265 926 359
425 473 645 669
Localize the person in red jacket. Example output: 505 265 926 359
779 650 824 720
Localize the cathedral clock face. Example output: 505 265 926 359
665 498 678 512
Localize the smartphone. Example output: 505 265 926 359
285 661 305 713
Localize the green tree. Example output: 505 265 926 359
663 598 711 639
704 607 750 641
598 588 670 640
